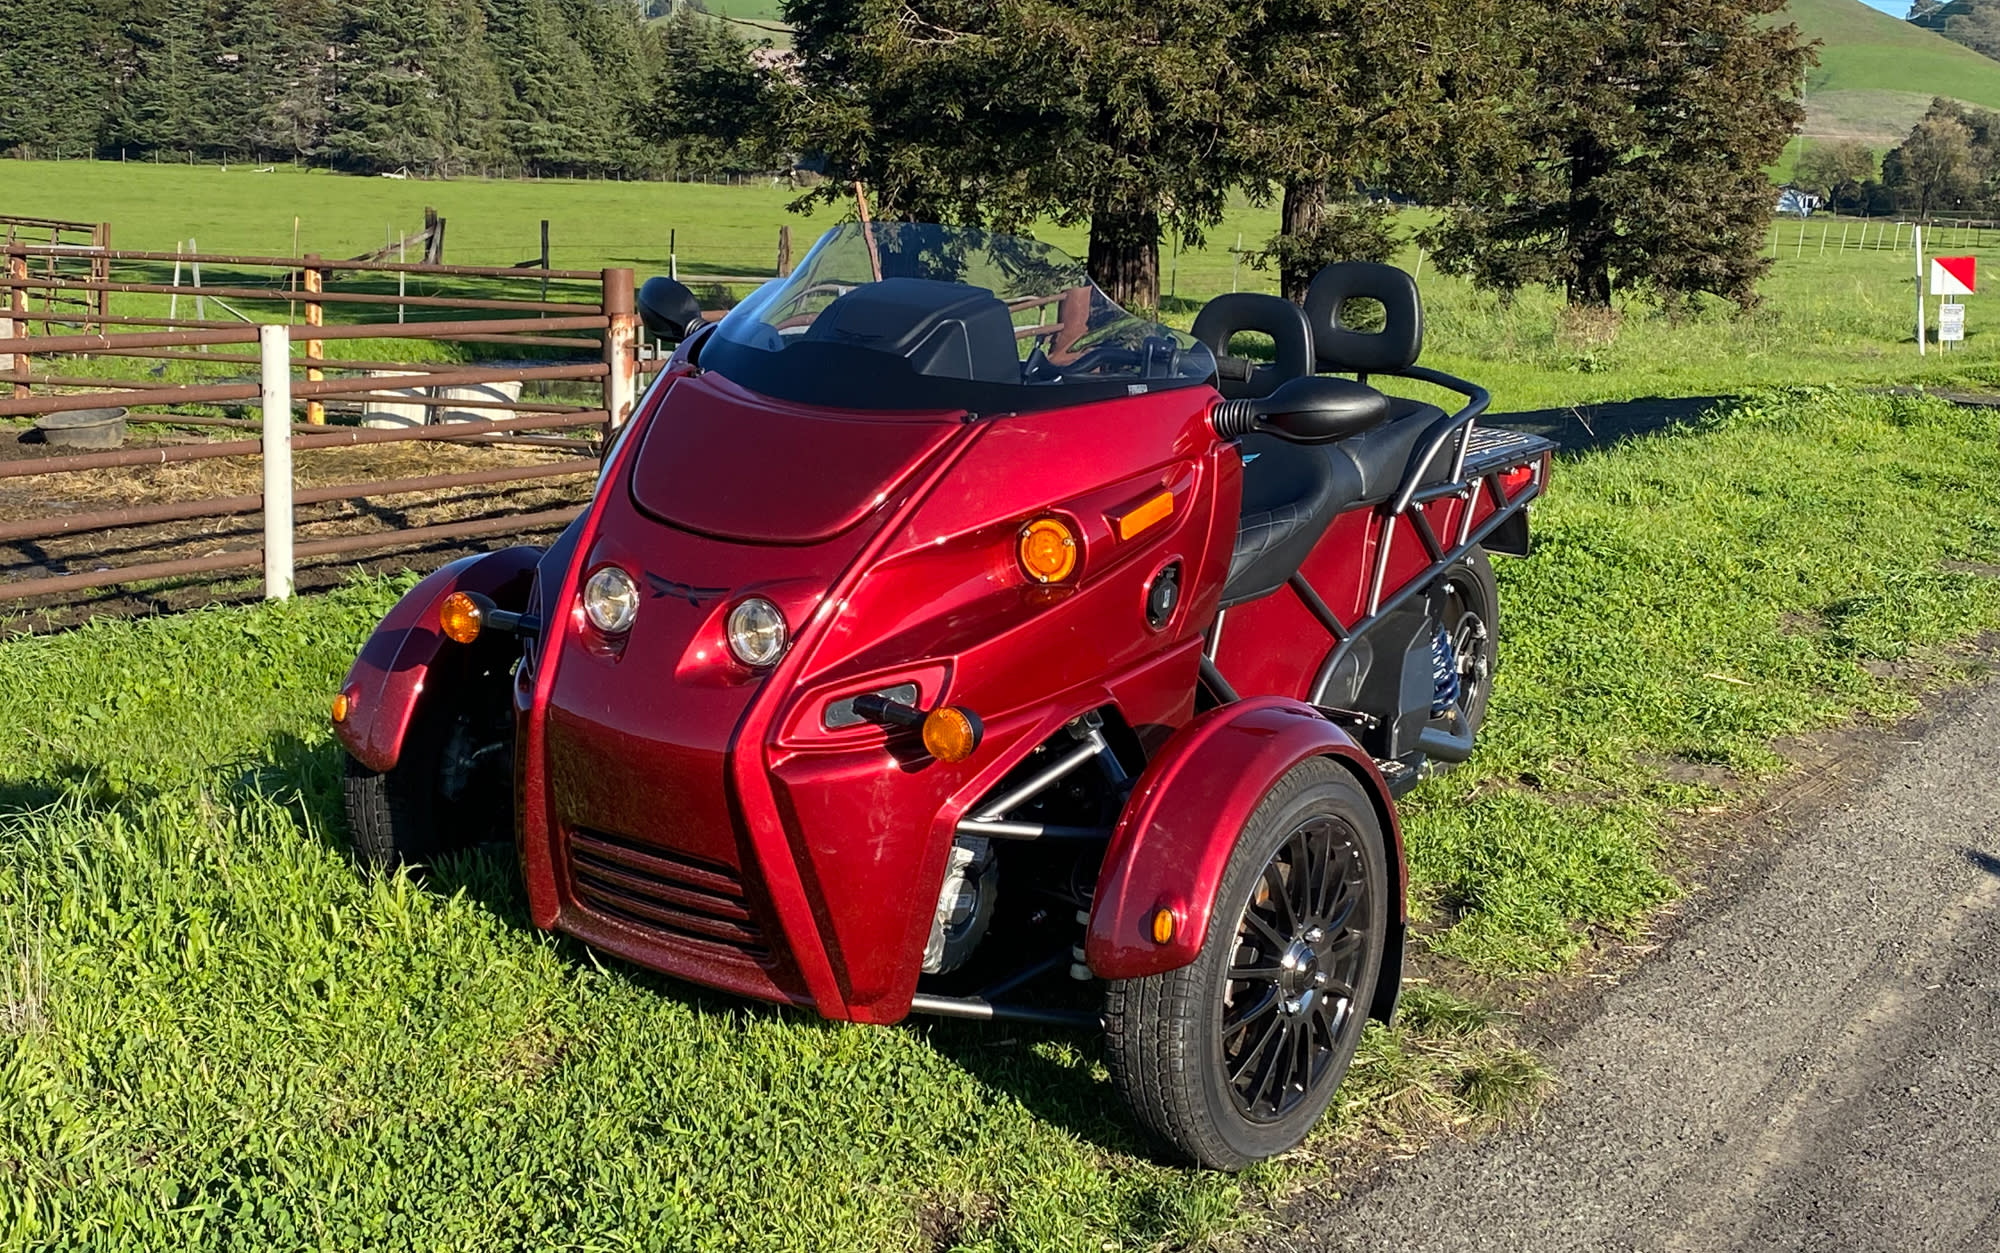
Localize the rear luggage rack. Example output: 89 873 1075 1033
567 827 772 963
1461 426 1557 476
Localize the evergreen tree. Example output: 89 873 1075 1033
487 0 599 176
110 0 210 154
1424 0 1814 310
643 9 776 175
783 0 1255 308
0 0 113 155
324 0 454 172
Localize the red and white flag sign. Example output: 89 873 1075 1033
1932 256 1977 297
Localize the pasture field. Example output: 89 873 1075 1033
1788 0 2000 144
13 161 2000 413
5 386 2000 1248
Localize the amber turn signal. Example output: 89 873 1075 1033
438 591 486 644
330 691 351 724
1018 517 1078 584
921 706 985 764
1151 907 1177 945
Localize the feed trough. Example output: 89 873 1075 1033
34 407 127 449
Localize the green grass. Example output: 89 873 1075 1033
1792 0 2000 105
20 162 2000 415
4 386 2000 1246
1777 0 2000 144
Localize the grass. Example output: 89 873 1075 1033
4 385 2000 1247
20 161 2000 413
1792 0 2000 103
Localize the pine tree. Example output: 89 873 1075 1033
487 0 599 176
1424 0 1814 311
783 0 1256 308
1230 0 1509 301
110 0 210 154
324 0 454 172
644 9 775 175
0 0 113 155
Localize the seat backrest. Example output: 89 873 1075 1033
1304 262 1423 375
1190 293 1315 400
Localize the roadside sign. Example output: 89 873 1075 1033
1932 256 1977 297
1942 301 1967 343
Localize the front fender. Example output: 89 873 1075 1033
1086 696 1406 982
333 547 543 772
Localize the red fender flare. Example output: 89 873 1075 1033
1085 696 1406 982
333 546 543 773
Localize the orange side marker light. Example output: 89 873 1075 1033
1151 907 1177 945
1116 491 1175 541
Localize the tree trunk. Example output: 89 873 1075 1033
1565 132 1614 308
1088 208 1161 310
1280 179 1326 304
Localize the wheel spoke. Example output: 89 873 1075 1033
1303 823 1331 920
1230 959 1284 982
1224 986 1283 1049
1262 862 1298 935
1243 906 1288 951
1285 828 1315 922
1227 1010 1281 1083
1249 1020 1294 1110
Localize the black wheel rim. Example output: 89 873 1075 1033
1218 814 1372 1124
1440 577 1492 722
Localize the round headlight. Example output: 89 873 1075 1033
582 566 640 634
726 597 788 667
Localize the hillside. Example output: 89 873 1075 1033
1790 0 2000 142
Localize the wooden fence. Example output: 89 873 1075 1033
0 241 673 604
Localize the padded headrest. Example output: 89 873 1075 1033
1189 294 1314 400
1304 262 1423 375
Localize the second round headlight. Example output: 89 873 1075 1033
582 565 640 634
726 597 788 667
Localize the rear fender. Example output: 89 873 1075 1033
1086 698 1407 1000
333 547 542 773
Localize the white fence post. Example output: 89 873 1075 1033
260 323 294 599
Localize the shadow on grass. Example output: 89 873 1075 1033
1489 395 1729 454
247 729 1155 1159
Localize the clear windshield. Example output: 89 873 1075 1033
703 223 1214 414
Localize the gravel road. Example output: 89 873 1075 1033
1278 682 2000 1252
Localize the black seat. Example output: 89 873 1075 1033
1222 397 1448 605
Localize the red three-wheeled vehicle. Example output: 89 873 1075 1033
332 223 1551 1168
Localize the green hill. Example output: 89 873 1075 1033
1790 0 2000 143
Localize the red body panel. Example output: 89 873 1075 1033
1085 697 1406 979
333 546 542 773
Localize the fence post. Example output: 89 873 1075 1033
603 267 638 430
6 246 27 401
303 254 325 424
260 324 295 600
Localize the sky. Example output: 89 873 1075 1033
1859 0 1905 13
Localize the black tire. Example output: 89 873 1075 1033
1104 757 1389 1170
1436 546 1499 735
342 652 515 874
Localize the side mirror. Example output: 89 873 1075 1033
638 277 703 343
1209 375 1390 444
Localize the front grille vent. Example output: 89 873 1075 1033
567 828 771 962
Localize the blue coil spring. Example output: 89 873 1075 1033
1429 623 1461 717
